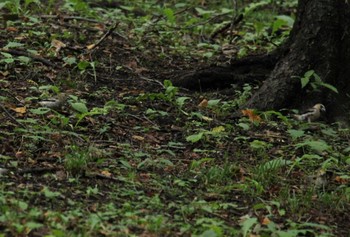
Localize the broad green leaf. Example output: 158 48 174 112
4 42 24 49
200 229 217 237
71 102 88 113
250 140 271 150
203 52 214 58
320 82 338 93
1 52 13 58
272 19 286 33
63 56 76 65
42 187 61 198
176 96 189 107
237 122 250 130
186 132 204 143
30 107 51 114
212 126 225 133
313 72 322 83
304 70 314 78
207 99 221 107
77 61 90 70
18 56 31 64
301 76 310 88
25 222 43 229
288 129 305 140
295 140 330 153
120 160 132 169
18 201 28 210
275 15 295 27
240 217 257 237
195 7 214 16
163 8 175 23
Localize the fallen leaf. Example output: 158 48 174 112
55 170 67 181
335 176 348 184
11 106 26 114
202 116 213 122
198 99 208 108
241 109 261 122
101 170 112 177
16 151 24 158
132 135 145 141
87 44 95 50
51 39 66 54
261 216 270 225
6 27 18 32
0 71 9 77
212 126 225 133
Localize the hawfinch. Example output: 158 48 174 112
293 104 326 122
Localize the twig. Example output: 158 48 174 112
0 48 60 68
88 22 119 50
139 75 165 89
93 173 125 182
0 103 26 128
210 14 243 41
17 167 58 175
39 15 102 24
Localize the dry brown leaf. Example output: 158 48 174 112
15 151 24 159
55 170 67 181
86 44 95 50
198 99 208 108
0 71 9 77
6 27 18 32
335 176 348 184
202 116 213 122
101 170 112 177
132 135 145 141
11 106 26 114
241 109 261 122
261 216 270 225
51 39 66 53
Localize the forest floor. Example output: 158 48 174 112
0 1 349 236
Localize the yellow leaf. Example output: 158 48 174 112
87 44 95 50
132 135 145 141
202 116 213 122
101 170 111 177
198 99 208 108
11 106 26 114
262 216 270 225
212 126 225 133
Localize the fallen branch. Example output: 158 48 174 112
87 22 119 50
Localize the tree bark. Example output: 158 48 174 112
174 0 350 122
244 0 343 111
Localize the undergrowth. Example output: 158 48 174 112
0 0 349 236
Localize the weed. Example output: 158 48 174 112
64 145 91 176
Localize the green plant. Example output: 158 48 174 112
298 70 338 93
64 145 90 175
68 97 125 127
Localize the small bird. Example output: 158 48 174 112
293 103 326 122
38 93 68 109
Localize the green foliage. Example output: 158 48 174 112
0 1 347 236
299 70 338 93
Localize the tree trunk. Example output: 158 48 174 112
174 0 350 122
245 0 348 112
